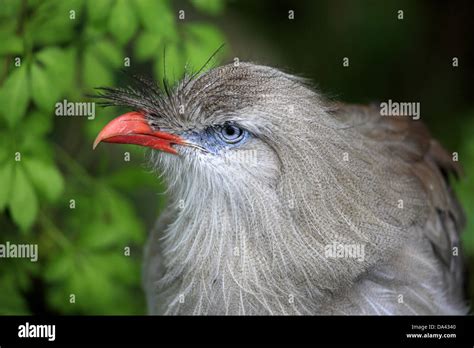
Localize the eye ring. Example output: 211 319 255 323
217 124 245 144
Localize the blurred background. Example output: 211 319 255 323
0 0 472 314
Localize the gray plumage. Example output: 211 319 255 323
100 63 467 315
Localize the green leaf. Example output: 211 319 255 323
0 132 11 163
77 188 143 249
0 34 23 56
83 49 114 87
89 39 123 68
45 188 145 313
86 0 113 24
0 161 14 211
455 115 474 254
135 31 162 61
28 0 83 46
9 165 38 232
108 0 138 45
154 43 184 84
35 47 76 95
27 0 42 9
21 111 53 137
46 250 144 314
30 63 61 112
19 138 54 163
0 1 22 17
0 65 30 128
24 158 64 202
43 248 74 282
83 24 106 41
191 0 225 15
0 19 19 32
0 272 30 315
28 16 73 46
134 0 177 40
107 167 163 191
184 23 226 71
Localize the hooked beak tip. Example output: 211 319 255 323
92 138 100 150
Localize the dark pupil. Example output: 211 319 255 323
225 126 236 137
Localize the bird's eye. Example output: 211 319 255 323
217 124 245 144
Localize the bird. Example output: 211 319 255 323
93 62 467 315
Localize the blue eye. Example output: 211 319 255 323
217 124 246 144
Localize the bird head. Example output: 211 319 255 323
94 63 323 197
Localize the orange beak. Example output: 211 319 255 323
93 112 184 155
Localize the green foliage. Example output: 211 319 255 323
108 0 138 45
191 0 225 15
0 161 14 211
9 165 38 232
0 271 31 315
452 112 474 307
0 0 227 314
454 113 474 254
0 65 30 127
24 158 64 202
